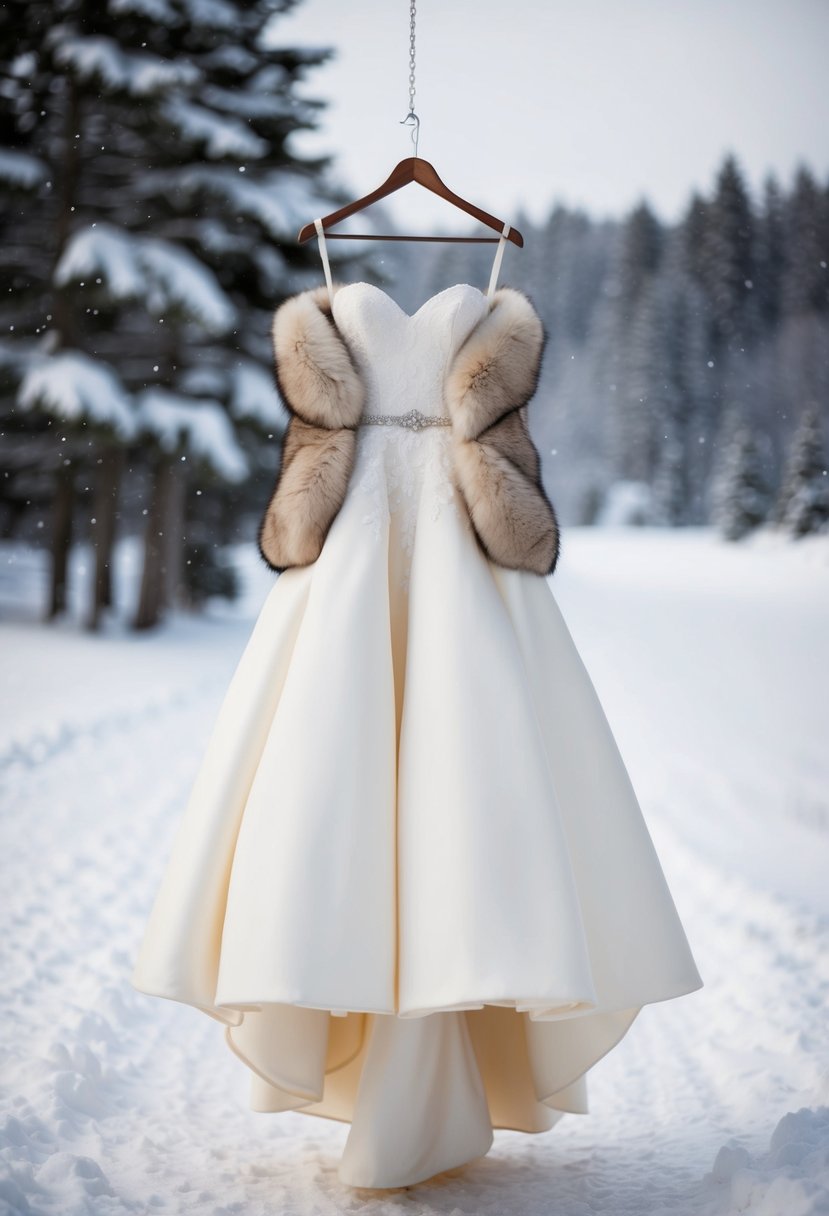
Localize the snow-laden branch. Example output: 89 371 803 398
200 83 296 120
0 149 48 190
156 167 335 241
162 98 269 160
109 0 177 20
135 388 248 482
178 0 239 31
54 223 236 332
48 33 200 98
17 351 136 438
230 359 285 428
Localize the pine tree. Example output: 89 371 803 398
710 404 772 540
681 191 710 287
0 0 337 628
619 234 711 523
755 173 786 330
131 389 248 629
603 202 664 483
698 153 760 353
11 58 142 624
15 352 137 620
112 0 339 626
774 401 829 537
618 201 663 316
781 165 829 317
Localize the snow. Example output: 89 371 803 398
595 479 653 525
229 359 286 429
48 33 199 97
54 226 144 301
54 224 235 333
201 83 295 120
201 45 257 74
108 0 176 20
0 150 47 190
135 388 248 482
181 0 239 30
700 1108 829 1215
17 351 136 437
1 526 828 1214
162 99 269 160
160 166 335 241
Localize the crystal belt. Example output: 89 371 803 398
359 408 451 432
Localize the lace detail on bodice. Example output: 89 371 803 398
331 282 487 591
333 282 487 420
354 428 461 591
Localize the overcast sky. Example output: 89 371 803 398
268 0 829 236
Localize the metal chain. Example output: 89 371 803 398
406 0 416 116
399 0 420 156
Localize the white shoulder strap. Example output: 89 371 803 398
314 217 335 308
316 215 508 305
486 221 511 299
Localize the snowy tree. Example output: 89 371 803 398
598 202 665 483
15 350 137 620
703 155 760 351
681 191 711 287
0 0 340 628
781 166 829 317
618 237 710 524
526 206 612 353
710 404 773 540
132 389 248 629
620 279 662 486
755 173 787 330
773 401 829 537
617 201 663 318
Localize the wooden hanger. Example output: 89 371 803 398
297 155 524 247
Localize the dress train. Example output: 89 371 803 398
338 1012 493 1188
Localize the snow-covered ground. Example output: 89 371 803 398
1 526 828 1216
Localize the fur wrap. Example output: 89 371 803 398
258 283 561 577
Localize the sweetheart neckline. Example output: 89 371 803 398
332 281 488 321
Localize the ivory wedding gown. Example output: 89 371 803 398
132 223 704 1189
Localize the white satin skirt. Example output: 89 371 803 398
132 448 704 1188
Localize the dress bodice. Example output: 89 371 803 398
319 283 490 587
331 282 489 420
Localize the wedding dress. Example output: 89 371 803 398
132 220 704 1189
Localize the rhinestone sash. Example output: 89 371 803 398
360 408 451 432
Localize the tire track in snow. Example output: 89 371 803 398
0 673 224 777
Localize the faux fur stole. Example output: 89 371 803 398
259 282 561 576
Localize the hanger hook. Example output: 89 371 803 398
399 110 420 157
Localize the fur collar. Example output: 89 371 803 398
260 282 560 576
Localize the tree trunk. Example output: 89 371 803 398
132 454 176 631
44 77 83 625
161 457 186 612
86 444 124 631
47 461 74 621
